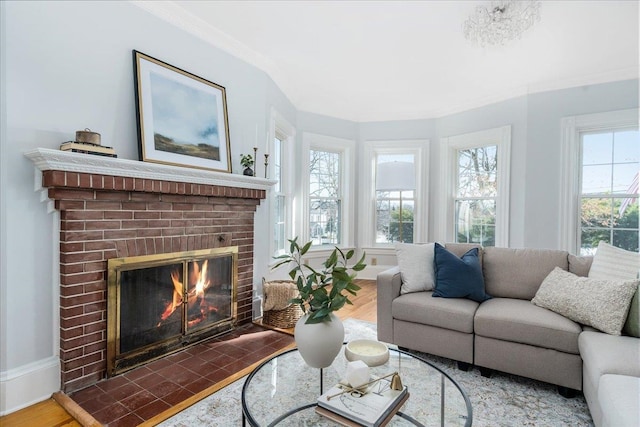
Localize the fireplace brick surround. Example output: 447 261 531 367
27 148 272 394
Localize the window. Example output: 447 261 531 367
309 149 342 246
560 109 639 254
455 145 497 246
579 129 639 254
375 154 415 243
440 126 511 247
268 108 295 257
361 140 428 247
273 135 286 255
302 133 355 248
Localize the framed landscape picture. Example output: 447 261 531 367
133 50 232 172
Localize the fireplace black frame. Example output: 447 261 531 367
107 246 238 376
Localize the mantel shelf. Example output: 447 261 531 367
24 148 277 191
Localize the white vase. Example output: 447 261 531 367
294 313 345 369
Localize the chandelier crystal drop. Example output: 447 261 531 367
463 0 541 47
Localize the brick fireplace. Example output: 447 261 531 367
26 148 273 393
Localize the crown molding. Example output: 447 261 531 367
368 66 640 122
129 0 300 107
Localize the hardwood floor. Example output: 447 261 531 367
0 398 82 427
0 280 377 427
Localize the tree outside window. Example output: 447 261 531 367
580 129 639 255
455 146 497 246
375 154 415 243
309 149 342 246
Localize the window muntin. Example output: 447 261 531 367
579 129 639 255
455 145 498 246
309 149 342 246
375 154 415 243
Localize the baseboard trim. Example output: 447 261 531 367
358 265 394 280
0 356 59 416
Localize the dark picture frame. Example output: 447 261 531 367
133 50 232 173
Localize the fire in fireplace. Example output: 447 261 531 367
107 247 238 376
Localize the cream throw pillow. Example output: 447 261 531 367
588 241 639 281
396 243 435 294
532 267 638 335
588 241 640 337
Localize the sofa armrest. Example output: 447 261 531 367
377 266 402 344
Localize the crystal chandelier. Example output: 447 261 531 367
463 1 541 47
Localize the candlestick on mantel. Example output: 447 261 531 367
264 154 270 179
253 147 258 177
265 132 269 156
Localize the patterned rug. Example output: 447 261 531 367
159 318 593 426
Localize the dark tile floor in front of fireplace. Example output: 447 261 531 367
70 323 295 427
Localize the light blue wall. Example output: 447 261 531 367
525 80 639 248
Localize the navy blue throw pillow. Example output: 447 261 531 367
432 243 491 302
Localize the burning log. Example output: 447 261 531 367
158 269 184 326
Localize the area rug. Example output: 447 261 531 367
158 318 593 426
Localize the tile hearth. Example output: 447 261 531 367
69 324 294 427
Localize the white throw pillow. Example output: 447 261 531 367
532 267 638 335
396 242 435 294
588 242 640 337
588 241 640 281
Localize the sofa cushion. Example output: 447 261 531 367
532 267 638 335
432 243 491 302
598 375 640 427
392 291 478 334
578 330 640 388
443 242 483 264
568 254 593 277
474 298 582 354
483 247 569 300
395 242 436 294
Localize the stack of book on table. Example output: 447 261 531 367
60 141 117 158
316 377 409 427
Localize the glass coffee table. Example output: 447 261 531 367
242 343 472 426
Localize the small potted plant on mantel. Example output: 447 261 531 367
240 153 254 176
272 237 366 368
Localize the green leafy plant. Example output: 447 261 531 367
240 154 254 168
273 237 366 324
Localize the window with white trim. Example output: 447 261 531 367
273 134 286 255
440 126 511 247
455 145 498 246
269 109 295 257
375 154 416 243
309 149 342 246
360 140 428 247
580 129 639 254
302 133 355 247
561 109 639 255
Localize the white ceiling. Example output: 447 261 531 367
135 1 639 122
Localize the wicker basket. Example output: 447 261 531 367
262 279 303 329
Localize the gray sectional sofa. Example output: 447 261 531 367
377 243 640 426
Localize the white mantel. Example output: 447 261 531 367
24 148 277 191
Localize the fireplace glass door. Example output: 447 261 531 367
107 247 238 376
